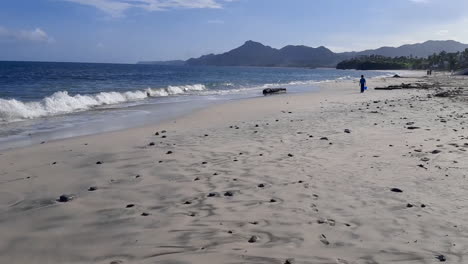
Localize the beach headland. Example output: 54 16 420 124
1 72 467 264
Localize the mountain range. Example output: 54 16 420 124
138 40 468 68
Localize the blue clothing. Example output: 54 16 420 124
360 78 366 87
360 77 366 93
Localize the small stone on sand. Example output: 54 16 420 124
436 255 446 262
248 235 259 243
391 188 403 193
57 194 73 203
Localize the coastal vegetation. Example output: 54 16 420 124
336 49 468 71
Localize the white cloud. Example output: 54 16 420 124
63 0 233 17
0 26 54 43
436 29 449 36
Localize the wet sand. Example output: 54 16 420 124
1 72 467 264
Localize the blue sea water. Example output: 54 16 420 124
0 61 394 149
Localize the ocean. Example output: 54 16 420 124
0 61 394 149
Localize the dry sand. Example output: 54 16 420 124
1 72 467 264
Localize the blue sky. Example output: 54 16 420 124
1 0 468 63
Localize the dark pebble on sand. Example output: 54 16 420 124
57 194 73 203
207 192 218 197
161 130 167 133
161 135 167 138
88 186 98 191
288 153 294 157
126 204 135 208
166 151 173 154
184 201 192 205
224 191 234 197
228 230 233 234
248 235 259 243
148 142 155 146
407 126 421 130
320 137 329 141
406 203 414 208
155 132 159 136
258 183 265 188
141 212 150 216
96 161 103 165
436 255 446 262
194 177 200 181
202 161 207 164
421 204 426 208
319 234 330 245
270 199 277 203
391 188 403 193
284 259 295 264
431 150 442 154
344 129 351 134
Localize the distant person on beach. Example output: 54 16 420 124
359 75 366 93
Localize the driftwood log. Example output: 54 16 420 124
263 88 287 95
375 83 433 90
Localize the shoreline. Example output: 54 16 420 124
0 70 411 151
2 72 467 264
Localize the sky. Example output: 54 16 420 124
1 0 468 63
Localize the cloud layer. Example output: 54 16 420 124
0 27 53 43
63 0 232 17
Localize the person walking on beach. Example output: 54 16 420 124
359 75 366 93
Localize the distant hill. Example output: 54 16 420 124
186 41 345 68
351 40 468 58
148 40 468 68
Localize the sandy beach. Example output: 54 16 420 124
1 72 468 264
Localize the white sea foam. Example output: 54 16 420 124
0 84 206 122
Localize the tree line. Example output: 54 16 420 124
336 49 468 71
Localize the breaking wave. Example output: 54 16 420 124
0 84 206 122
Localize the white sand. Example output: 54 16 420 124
1 73 467 264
